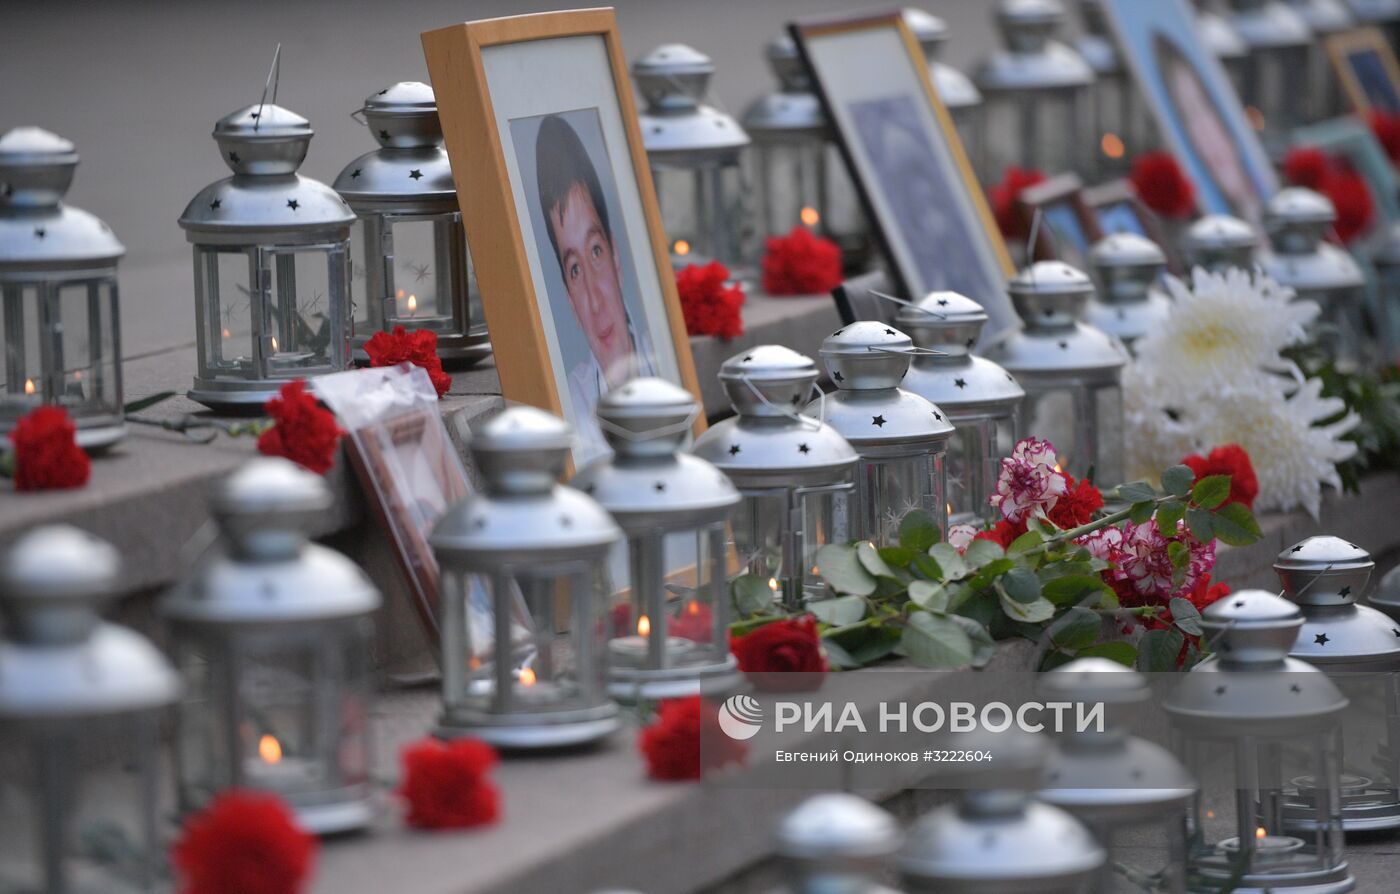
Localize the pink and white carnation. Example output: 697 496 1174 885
1084 517 1216 607
946 523 979 553
990 437 1069 524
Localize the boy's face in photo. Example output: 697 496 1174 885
548 182 631 381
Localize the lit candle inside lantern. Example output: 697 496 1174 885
1100 132 1125 160
608 611 694 667
406 294 417 318
673 239 691 257
243 731 315 787
800 206 820 227
265 334 314 370
519 666 536 687
24 378 35 396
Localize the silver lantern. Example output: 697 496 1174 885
1371 559 1400 621
1226 0 1314 152
1164 590 1354 894
0 527 179 894
572 377 742 701
334 82 490 367
897 291 1025 525
1368 220 1400 357
0 128 126 449
972 0 1096 183
900 728 1105 894
1185 213 1261 274
179 102 354 411
1194 0 1253 97
1275 536 1400 833
1258 188 1369 368
984 261 1128 487
903 8 986 178
1286 0 1356 122
1039 658 1196 894
1344 0 1400 50
776 793 904 894
693 345 858 610
1076 0 1146 177
634 44 751 272
431 406 622 748
806 322 954 547
163 458 380 835
1085 232 1172 353
742 36 865 261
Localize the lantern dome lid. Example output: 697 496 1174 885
743 41 826 136
213 456 333 519
1186 213 1260 252
901 11 983 107
899 800 1104 887
1228 0 1315 47
1196 5 1252 58
1040 736 1196 817
357 81 444 151
335 83 453 203
363 81 437 116
593 375 698 440
899 290 991 328
0 526 180 719
1346 0 1400 23
632 45 748 153
977 0 1096 90
1090 232 1167 270
896 293 1016 386
1275 535 1372 581
1276 536 1377 616
474 403 575 456
986 320 1128 373
718 343 817 379
1260 241 1366 292
214 102 312 141
1040 656 1150 705
0 127 125 271
1371 219 1400 265
903 8 949 44
633 42 715 82
0 126 77 207
777 793 903 861
997 0 1068 28
819 321 919 390
1372 562 1400 615
1289 0 1356 33
1267 186 1336 227
761 34 814 94
1009 259 1095 296
715 344 823 418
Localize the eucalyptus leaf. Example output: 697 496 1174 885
1042 574 1111 607
898 510 940 552
857 541 898 579
947 614 996 668
908 580 950 613
730 574 775 617
826 624 901 667
879 546 919 569
912 555 942 580
963 538 1006 568
1048 606 1102 651
1169 597 1203 636
816 544 877 596
928 543 969 580
1118 480 1157 503
1210 502 1263 546
1185 507 1215 543
970 558 1016 589
998 584 1055 623
807 595 867 627
1161 464 1196 498
1001 565 1042 603
1040 650 1079 671
899 612 974 668
1191 474 1231 510
1137 628 1186 672
1076 641 1138 667
820 638 860 670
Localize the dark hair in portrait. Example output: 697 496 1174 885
535 113 613 273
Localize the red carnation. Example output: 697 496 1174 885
1324 163 1375 244
974 518 1026 550
989 166 1047 239
398 737 500 830
638 695 746 781
364 326 452 399
761 226 843 296
1130 151 1196 219
171 790 316 894
1182 573 1232 614
1283 147 1329 190
10 405 90 491
1369 111 1400 165
675 261 745 339
1180 444 1259 510
256 380 344 475
1046 474 1104 530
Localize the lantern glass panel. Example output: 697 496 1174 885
1246 46 1310 141
947 414 1018 522
1092 73 1135 174
261 246 345 378
800 482 851 600
857 453 945 547
1 280 120 429
609 525 730 668
350 218 372 336
653 164 746 268
733 488 789 590
982 88 1087 180
1024 379 1123 486
0 283 40 424
196 247 257 380
384 216 464 332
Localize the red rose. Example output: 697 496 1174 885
729 615 827 691
1180 444 1259 510
988 166 1046 239
256 380 344 475
171 790 316 894
1370 111 1400 165
398 737 500 830
974 519 1026 550
1129 151 1196 219
364 326 452 399
11 405 90 491
676 261 745 338
761 226 843 296
1046 474 1103 530
638 695 746 781
1283 147 1329 190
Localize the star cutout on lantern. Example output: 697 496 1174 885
933 412 942 421
559 515 572 528
1291 544 1305 553
833 371 844 382
409 169 423 180
833 329 844 336
937 298 949 306
1291 684 1302 694
379 129 390 140
742 354 753 362
1057 341 1069 350
883 328 896 336
790 394 802 405
954 378 967 389
229 151 240 164
287 199 300 211
210 198 222 210
1042 307 1054 317
1338 586 1351 598
583 484 595 494
1393 629 1400 637
728 444 741 456
350 168 362 179
965 338 975 348
1215 686 1226 696
1314 633 1329 645
33 227 45 239
798 443 811 454
473 518 486 530
872 415 886 427
1117 308 1126 320
654 482 666 493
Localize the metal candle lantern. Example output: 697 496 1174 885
807 321 954 547
897 291 1024 525
1368 221 1400 357
163 458 380 835
0 527 179 894
1226 0 1314 151
1085 232 1172 353
0 128 126 449
693 345 858 610
1076 0 1146 177
1287 0 1356 122
179 102 354 411
634 44 751 271
900 729 1105 894
1164 590 1355 894
742 36 864 260
572 377 742 701
972 0 1096 183
1274 536 1400 833
776 793 904 894
334 82 490 366
1039 658 1196 894
432 406 622 748
1258 188 1369 368
1185 213 1261 274
984 262 1127 487
1194 0 1253 96
904 8 986 177
1344 0 1400 51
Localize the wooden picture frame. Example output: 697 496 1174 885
422 9 704 471
1328 27 1400 116
1015 173 1104 272
1082 178 1183 273
790 11 1017 337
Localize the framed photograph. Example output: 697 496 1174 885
1082 178 1183 273
1293 116 1400 227
422 9 704 469
1015 173 1103 272
1098 0 1277 226
832 270 894 327
1328 27 1400 116
790 11 1017 337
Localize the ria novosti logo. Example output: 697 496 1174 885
717 694 764 740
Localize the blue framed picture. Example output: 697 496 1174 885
1329 27 1400 116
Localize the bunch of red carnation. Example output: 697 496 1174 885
1369 110 1400 165
364 326 452 399
675 261 745 339
398 737 501 829
988 166 1046 240
171 790 316 894
256 380 344 475
638 695 747 781
1129 151 1196 219
9 405 90 491
1282 146 1375 244
762 226 843 296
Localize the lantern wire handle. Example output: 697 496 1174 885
738 375 825 431
867 289 922 311
867 345 944 357
594 404 701 442
254 43 283 134
1025 208 1044 274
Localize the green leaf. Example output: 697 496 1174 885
819 638 860 670
1118 480 1157 503
1161 464 1196 498
1008 529 1044 555
1169 597 1204 636
123 390 177 414
1076 641 1138 667
969 558 1016 589
825 624 901 667
1048 606 1102 651
1040 649 1079 671
912 555 942 580
1026 515 1058 537
947 615 996 668
856 541 898 580
1167 540 1190 571
730 574 774 617
1210 502 1263 547
1137 628 1186 672
807 595 867 627
899 612 974 668
1156 499 1186 535
908 580 950 612
816 544 877 596
898 510 940 552
1128 500 1156 524
1185 507 1215 543
1191 474 1231 510
928 543 969 580
878 546 919 569
1042 574 1112 607
962 538 1006 569
1001 565 1043 603
997 583 1055 623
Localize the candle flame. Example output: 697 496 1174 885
469 655 482 671
1256 826 1267 839
259 734 283 764
407 294 417 315
674 239 691 257
519 666 537 687
768 577 779 592
800 206 820 227
73 370 82 382
637 614 651 637
396 288 405 299
222 327 231 339
271 336 279 352
1100 132 1125 159
1206 809 1215 819
23 378 34 396
686 601 700 616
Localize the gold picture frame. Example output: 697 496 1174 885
1328 26 1400 117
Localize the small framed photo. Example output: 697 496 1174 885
1293 116 1400 228
422 10 705 469
790 11 1016 337
1328 27 1400 116
1082 178 1182 273
1098 0 1277 226
1015 173 1103 273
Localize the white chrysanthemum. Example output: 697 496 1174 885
1123 368 1196 483
1133 267 1318 394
